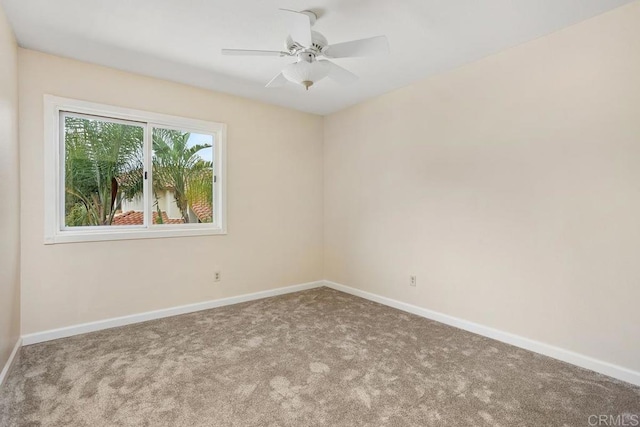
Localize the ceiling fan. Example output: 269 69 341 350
221 9 389 90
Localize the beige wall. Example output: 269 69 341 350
0 5 20 370
19 49 324 335
324 2 640 373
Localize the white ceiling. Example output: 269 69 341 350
1 0 633 115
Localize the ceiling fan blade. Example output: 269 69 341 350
319 60 358 85
222 49 290 57
280 9 313 47
323 35 389 58
266 72 289 88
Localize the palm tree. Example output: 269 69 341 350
64 117 144 226
152 128 213 223
64 120 212 227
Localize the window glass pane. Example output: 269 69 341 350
151 127 214 225
64 115 144 227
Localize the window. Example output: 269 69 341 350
44 96 226 244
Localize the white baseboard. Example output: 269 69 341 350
22 280 324 346
16 279 640 387
0 338 22 388
323 280 640 387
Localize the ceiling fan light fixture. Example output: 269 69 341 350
282 60 330 90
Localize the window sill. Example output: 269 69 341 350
44 227 227 244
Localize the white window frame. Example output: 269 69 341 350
44 95 227 244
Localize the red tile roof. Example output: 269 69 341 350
112 211 184 226
191 202 213 223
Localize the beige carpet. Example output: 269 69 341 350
0 287 638 426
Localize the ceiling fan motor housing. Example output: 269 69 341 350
286 31 328 56
297 52 315 63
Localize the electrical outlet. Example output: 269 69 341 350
410 275 417 287
214 271 221 282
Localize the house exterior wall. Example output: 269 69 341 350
121 190 183 220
